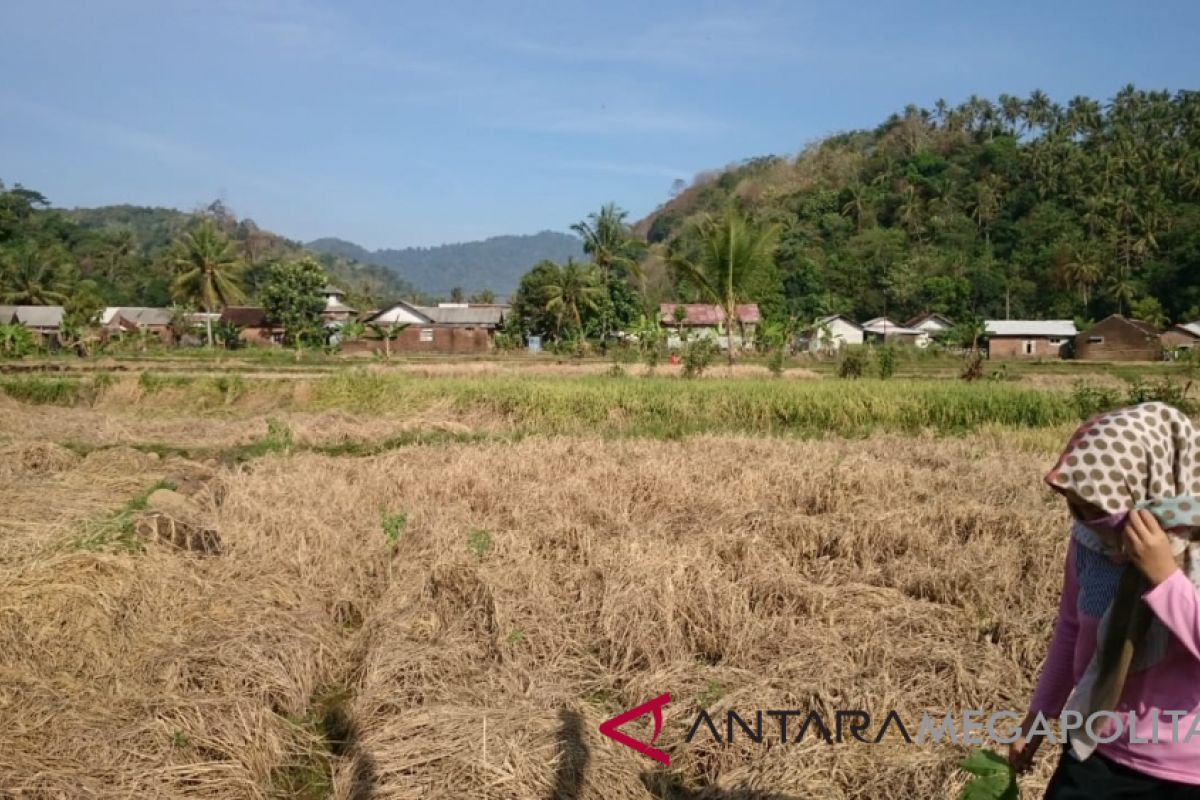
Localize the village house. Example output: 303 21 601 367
658 303 760 350
797 314 863 353
984 320 1077 359
1 305 65 344
862 317 927 347
359 300 508 354
1162 321 1200 351
219 306 283 346
102 307 175 344
1074 315 1163 362
904 312 954 339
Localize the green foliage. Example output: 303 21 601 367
0 184 415 314
466 528 492 560
264 418 294 453
73 479 178 552
1071 376 1195 417
214 374 245 404
837 346 870 379
138 370 192 393
876 345 897 379
0 376 79 405
681 337 718 378
213 319 244 349
956 749 1017 800
260 258 328 350
380 509 407 551
646 88 1200 327
0 322 36 357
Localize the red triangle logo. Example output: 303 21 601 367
598 692 671 765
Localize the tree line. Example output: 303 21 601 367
507 86 1200 351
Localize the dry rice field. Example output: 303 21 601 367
0 372 1098 799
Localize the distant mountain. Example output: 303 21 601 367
306 231 584 297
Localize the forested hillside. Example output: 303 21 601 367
307 231 584 297
0 190 423 312
639 85 1200 327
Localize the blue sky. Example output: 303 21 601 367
2 0 1198 249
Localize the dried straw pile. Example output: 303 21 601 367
2 431 1070 798
319 436 1066 798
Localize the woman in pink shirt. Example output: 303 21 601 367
1008 403 1200 798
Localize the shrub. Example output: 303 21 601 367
876 345 896 379
0 323 36 358
837 347 869 379
682 338 718 378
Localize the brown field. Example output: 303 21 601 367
0 375 1087 799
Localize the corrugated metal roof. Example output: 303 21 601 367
1180 322 1200 337
106 307 173 327
14 305 64 328
864 322 924 336
658 303 760 325
416 305 505 326
815 314 862 329
985 320 1077 337
905 312 954 330
219 306 270 327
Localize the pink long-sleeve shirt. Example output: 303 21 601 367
1030 543 1200 784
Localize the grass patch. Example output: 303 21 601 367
73 479 178 552
309 372 1084 436
0 376 80 405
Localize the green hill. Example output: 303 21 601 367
634 86 1200 327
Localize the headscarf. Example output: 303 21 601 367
1044 402 1200 760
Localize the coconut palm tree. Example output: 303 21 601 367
571 203 643 346
542 259 604 339
168 220 245 346
670 205 781 368
0 243 70 305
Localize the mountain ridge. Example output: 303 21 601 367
306 230 584 297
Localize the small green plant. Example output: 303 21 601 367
380 509 407 551
171 729 189 748
73 479 178 552
682 337 718 378
214 375 245 404
264 418 294 454
505 627 525 645
698 680 724 708
466 528 492 560
956 749 1017 800
876 345 897 379
837 346 869 379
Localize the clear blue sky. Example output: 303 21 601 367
2 0 1197 249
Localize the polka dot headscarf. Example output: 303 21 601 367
1046 402 1200 527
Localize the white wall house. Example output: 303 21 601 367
801 314 864 352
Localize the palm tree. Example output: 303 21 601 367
542 259 604 339
670 205 781 368
1062 250 1103 310
571 203 643 346
168 220 245 346
1106 262 1137 315
0 244 70 305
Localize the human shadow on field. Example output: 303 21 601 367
549 709 590 799
641 773 801 800
323 698 376 800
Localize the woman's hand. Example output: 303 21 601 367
1007 711 1043 774
1124 509 1178 586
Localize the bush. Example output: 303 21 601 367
837 347 869 379
767 349 786 377
0 376 79 405
876 346 896 379
0 323 37 358
682 338 718 378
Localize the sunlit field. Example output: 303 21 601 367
0 361 1187 798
